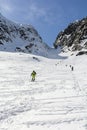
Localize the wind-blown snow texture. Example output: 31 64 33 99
0 51 87 130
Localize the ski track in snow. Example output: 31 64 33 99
0 52 87 130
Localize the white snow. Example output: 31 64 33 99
0 51 87 130
0 13 53 58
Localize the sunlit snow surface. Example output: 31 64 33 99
0 51 87 130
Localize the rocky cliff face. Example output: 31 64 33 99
54 17 87 52
0 13 50 56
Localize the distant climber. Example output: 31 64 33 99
71 66 74 71
69 65 74 71
70 65 71 68
31 70 37 81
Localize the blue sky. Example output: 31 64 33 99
0 0 87 47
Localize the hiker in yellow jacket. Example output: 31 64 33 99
31 70 36 81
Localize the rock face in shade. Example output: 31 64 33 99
54 17 87 53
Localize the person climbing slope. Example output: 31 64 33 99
31 70 37 81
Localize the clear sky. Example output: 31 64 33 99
0 0 87 47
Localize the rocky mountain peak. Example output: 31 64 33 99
0 13 50 57
54 17 87 52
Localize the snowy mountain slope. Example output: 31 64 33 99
0 13 59 58
54 17 87 54
0 51 87 130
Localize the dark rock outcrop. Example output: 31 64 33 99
76 51 87 56
54 17 87 52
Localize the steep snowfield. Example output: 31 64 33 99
0 51 87 130
0 13 54 58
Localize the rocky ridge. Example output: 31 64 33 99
0 13 50 57
54 17 87 54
